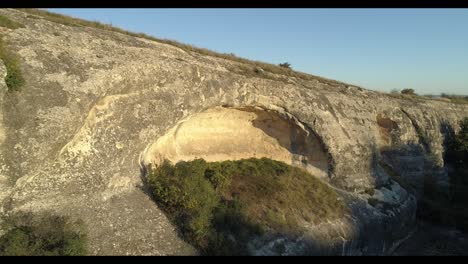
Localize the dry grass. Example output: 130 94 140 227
387 92 468 105
16 8 347 86
440 95 468 105
386 93 428 103
225 158 347 230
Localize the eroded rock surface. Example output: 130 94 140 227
142 106 330 179
0 9 467 255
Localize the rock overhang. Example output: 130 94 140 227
141 105 331 180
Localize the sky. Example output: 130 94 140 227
47 8 468 95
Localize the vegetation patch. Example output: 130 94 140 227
388 89 468 105
0 37 25 92
439 94 468 105
147 157 346 255
0 212 87 256
0 15 24 30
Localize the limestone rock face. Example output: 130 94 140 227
0 9 467 255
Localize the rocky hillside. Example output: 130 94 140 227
0 9 467 255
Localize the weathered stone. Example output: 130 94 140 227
0 9 467 255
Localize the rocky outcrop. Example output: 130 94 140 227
0 9 467 255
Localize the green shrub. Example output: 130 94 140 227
205 162 231 192
148 158 346 255
0 38 25 92
0 15 24 30
0 213 87 256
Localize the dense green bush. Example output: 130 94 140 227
0 213 87 256
148 158 346 255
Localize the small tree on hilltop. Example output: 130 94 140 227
401 88 416 95
279 62 291 69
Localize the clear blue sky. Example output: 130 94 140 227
47 8 468 95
